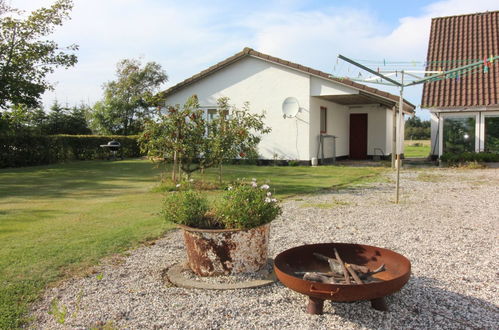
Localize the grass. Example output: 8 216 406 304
0 159 385 328
404 140 431 158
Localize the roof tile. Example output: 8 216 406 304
422 11 499 108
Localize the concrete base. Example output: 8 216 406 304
164 261 276 290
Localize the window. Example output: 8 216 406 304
206 108 228 121
443 116 476 153
484 116 499 153
320 107 327 133
207 109 218 121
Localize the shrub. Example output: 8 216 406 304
217 182 282 229
0 134 141 168
161 190 213 228
440 152 499 165
162 180 282 230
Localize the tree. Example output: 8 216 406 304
44 100 91 135
0 100 92 136
204 97 271 183
405 116 430 140
139 96 271 183
0 104 47 135
139 95 206 183
0 0 78 109
89 58 168 135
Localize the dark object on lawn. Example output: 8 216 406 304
100 140 123 160
273 243 411 315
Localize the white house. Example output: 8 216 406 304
163 48 415 163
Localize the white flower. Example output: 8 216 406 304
266 192 272 197
189 179 194 182
251 182 258 188
228 186 233 191
175 183 181 188
260 184 270 190
271 198 277 203
264 197 271 203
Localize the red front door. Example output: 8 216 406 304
349 114 368 159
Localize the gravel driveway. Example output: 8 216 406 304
30 168 499 329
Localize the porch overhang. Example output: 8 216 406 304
315 91 414 114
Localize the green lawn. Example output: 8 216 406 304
404 140 431 158
0 159 385 328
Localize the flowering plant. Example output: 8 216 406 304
217 180 281 229
162 180 281 230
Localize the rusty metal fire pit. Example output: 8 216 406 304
274 243 411 314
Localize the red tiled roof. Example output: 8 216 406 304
421 11 499 108
162 48 415 112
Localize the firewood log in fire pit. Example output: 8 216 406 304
299 251 387 285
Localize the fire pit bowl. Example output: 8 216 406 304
274 243 411 314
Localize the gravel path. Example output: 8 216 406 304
30 168 499 329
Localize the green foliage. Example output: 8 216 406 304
0 101 92 136
0 104 47 135
140 95 206 181
162 190 214 228
440 152 499 165
0 134 141 168
205 98 271 169
0 0 78 109
89 58 168 135
44 101 92 135
163 181 282 230
140 96 271 180
217 182 282 229
48 298 67 324
405 116 430 140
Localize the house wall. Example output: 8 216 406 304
309 97 349 158
310 76 359 96
164 56 311 160
309 97 394 158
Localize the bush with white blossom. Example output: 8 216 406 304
162 180 281 230
217 181 282 229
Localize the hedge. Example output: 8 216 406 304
0 134 141 168
440 152 499 165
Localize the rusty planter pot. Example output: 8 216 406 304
178 223 270 276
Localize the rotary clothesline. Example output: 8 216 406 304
332 55 499 86
334 54 499 204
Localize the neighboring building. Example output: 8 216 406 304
422 11 499 157
163 47 414 162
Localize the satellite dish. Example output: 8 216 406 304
282 97 299 118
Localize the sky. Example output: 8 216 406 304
10 0 499 119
